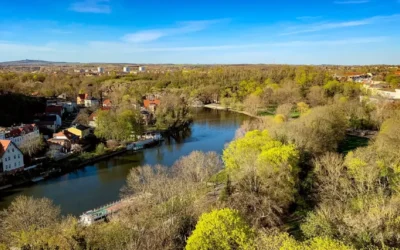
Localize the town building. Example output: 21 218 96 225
102 99 112 108
88 112 98 128
84 96 99 108
123 66 130 73
47 99 77 113
0 124 40 148
0 140 24 173
77 94 89 105
36 115 62 133
57 93 67 100
98 67 104 73
47 130 79 151
45 105 64 117
143 99 161 112
67 124 91 139
138 66 146 72
88 107 110 127
344 72 372 83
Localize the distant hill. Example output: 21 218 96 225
0 59 75 66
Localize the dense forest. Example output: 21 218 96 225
1 65 400 249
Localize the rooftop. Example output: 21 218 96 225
0 140 11 157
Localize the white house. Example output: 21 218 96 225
138 66 146 72
0 140 24 173
84 96 100 108
98 67 104 73
123 66 130 73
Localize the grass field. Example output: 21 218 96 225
338 135 370 154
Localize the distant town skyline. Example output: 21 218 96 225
0 0 400 64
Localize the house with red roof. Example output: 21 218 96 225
45 105 64 117
143 99 161 112
103 99 112 108
1 124 40 147
47 130 79 151
0 140 24 173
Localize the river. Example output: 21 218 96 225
0 108 248 215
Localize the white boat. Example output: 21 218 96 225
126 133 162 151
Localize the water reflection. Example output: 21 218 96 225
0 108 248 215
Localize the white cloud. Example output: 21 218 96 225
334 0 370 4
0 36 391 64
281 14 400 35
122 19 227 43
88 36 387 53
0 41 55 52
70 0 111 14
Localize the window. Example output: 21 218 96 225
14 155 16 159
18 155 20 159
12 148 14 152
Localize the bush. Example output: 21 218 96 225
186 208 255 250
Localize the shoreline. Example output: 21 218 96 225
203 104 261 119
0 128 184 192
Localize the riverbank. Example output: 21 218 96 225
0 108 247 215
203 104 261 119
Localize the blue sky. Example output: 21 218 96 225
0 0 399 64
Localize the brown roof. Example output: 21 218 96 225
8 129 21 137
78 94 88 101
0 140 11 157
103 99 112 105
45 105 63 116
88 112 97 121
53 130 78 141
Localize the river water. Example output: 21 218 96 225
0 108 248 216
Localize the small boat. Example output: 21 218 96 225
31 176 45 183
126 133 162 151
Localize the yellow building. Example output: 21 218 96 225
67 125 91 139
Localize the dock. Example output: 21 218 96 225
80 199 129 225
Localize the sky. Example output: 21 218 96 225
0 0 399 64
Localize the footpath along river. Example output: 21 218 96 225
0 108 249 215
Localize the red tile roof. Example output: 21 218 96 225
8 129 21 137
88 112 97 121
0 140 11 157
143 99 160 108
45 105 63 116
103 99 112 106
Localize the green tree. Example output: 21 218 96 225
95 108 144 141
155 93 192 129
223 130 299 226
186 208 255 250
286 105 348 155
